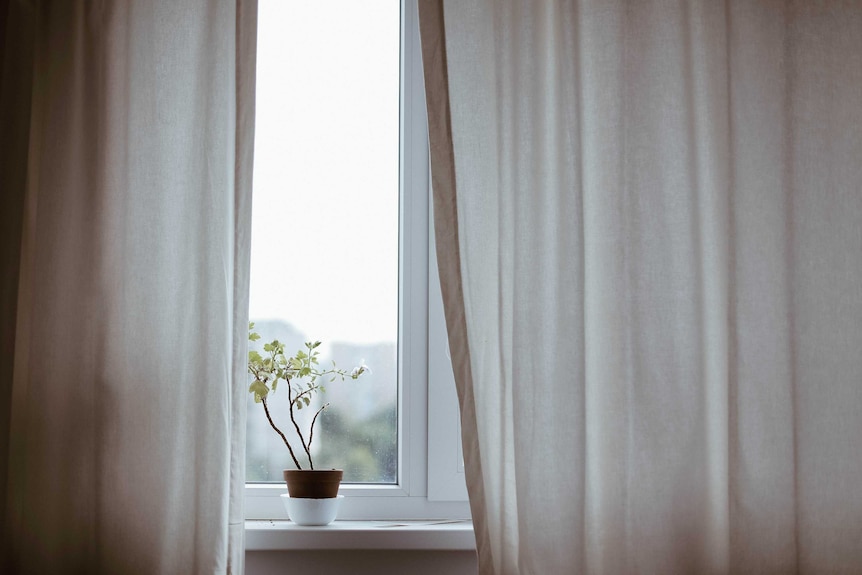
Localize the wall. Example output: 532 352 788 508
246 550 478 575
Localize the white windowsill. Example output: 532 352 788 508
245 519 475 551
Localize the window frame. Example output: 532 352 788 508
244 0 469 521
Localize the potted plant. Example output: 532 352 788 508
247 322 368 524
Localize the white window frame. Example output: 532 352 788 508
244 0 469 521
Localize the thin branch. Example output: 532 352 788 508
262 397 301 469
308 402 330 456
293 387 316 404
287 384 313 469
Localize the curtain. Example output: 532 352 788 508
420 1 862 573
1 0 257 572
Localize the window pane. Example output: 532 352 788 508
247 0 400 484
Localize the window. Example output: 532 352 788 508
247 0 399 487
246 0 468 520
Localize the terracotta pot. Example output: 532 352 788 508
283 469 343 499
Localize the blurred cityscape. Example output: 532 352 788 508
246 319 397 483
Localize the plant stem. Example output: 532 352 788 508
294 387 315 404
288 384 314 469
262 397 302 470
308 402 329 453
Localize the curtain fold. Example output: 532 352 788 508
1 1 257 572
418 2 494 570
420 1 862 573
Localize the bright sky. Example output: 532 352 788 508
249 1 400 345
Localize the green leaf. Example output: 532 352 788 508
249 322 255 329
271 380 278 392
303 396 310 406
248 380 269 399
248 350 263 363
300 367 311 377
295 401 303 410
312 341 321 349
263 343 273 352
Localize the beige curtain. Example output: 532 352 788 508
420 1 862 573
1 0 257 572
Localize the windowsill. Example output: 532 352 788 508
245 519 475 551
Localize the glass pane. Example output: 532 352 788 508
247 0 400 484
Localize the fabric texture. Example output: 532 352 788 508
0 1 257 573
420 1 862 573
